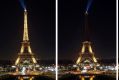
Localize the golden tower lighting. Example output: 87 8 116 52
15 9 37 66
76 41 97 64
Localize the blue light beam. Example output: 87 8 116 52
19 0 26 10
86 0 93 13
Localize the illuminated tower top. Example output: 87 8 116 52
23 9 29 41
85 11 88 15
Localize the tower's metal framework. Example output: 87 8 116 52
76 41 97 65
15 9 37 66
76 12 98 70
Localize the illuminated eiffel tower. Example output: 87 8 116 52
76 12 99 70
15 9 37 67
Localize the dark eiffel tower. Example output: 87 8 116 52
76 12 99 70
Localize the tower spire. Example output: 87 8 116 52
84 11 90 41
23 9 29 41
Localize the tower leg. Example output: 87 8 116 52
29 77 33 80
81 76 85 80
90 76 94 80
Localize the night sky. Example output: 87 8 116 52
59 0 116 60
0 0 55 60
0 0 116 61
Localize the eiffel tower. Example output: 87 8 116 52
15 9 37 67
76 12 99 70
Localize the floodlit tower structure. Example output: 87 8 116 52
76 12 99 71
15 9 37 68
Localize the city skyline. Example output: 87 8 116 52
0 0 117 80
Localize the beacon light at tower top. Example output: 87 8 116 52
85 11 88 15
19 0 26 10
24 9 27 12
86 0 93 13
